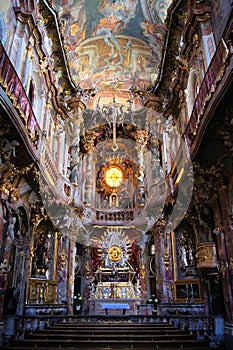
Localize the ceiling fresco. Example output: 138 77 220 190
55 0 173 92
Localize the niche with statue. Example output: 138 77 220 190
28 218 58 304
174 221 198 280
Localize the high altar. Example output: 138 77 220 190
88 230 141 315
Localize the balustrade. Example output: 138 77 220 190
28 278 57 304
0 42 40 149
95 209 138 223
9 314 221 343
186 39 229 141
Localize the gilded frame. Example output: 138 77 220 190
171 231 202 302
149 256 156 276
174 278 202 302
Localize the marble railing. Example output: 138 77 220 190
0 42 41 149
96 209 134 222
94 208 143 224
6 314 223 345
40 145 60 188
27 278 58 305
185 39 230 143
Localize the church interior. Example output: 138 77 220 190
0 0 232 349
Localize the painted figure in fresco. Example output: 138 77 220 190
54 0 172 90
92 0 136 68
0 10 10 48
95 24 123 67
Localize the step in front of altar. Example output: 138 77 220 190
88 298 140 315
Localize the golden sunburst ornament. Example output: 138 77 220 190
105 166 123 187
108 245 121 262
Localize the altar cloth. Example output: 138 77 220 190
101 303 130 315
101 303 130 310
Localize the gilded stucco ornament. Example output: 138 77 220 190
196 241 218 269
59 250 66 271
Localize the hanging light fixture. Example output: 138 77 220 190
101 96 133 152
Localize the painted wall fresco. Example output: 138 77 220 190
210 0 231 44
54 0 173 89
0 0 11 49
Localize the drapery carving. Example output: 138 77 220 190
129 241 140 279
90 244 101 276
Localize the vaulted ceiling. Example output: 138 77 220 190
54 0 173 99
35 0 192 244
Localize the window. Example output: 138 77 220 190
105 166 123 188
28 79 34 105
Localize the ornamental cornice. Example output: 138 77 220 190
192 4 212 18
10 4 72 120
154 0 189 102
13 6 34 20
36 0 76 112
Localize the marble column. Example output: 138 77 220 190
135 129 148 207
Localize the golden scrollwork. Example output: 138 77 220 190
149 256 156 276
74 255 81 275
229 258 233 273
141 264 146 279
69 276 75 285
197 248 213 262
219 261 226 274
196 242 217 269
60 250 66 271
164 247 170 271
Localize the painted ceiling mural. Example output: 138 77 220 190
55 0 173 93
